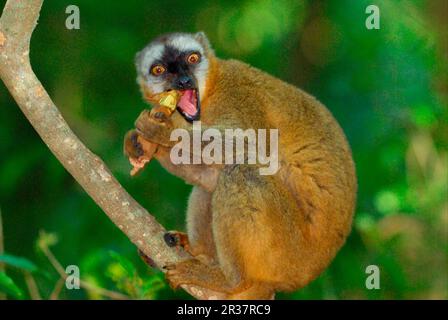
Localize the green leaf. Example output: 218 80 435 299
37 230 59 250
374 190 401 215
0 254 38 273
0 271 24 299
108 251 137 277
140 274 165 299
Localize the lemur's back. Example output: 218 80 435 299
205 58 356 202
204 58 357 289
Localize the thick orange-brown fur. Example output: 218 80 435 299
126 43 357 299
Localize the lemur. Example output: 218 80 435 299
124 32 357 299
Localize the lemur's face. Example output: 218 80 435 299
135 32 210 122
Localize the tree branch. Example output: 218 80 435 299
0 0 224 300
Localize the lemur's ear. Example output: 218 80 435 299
195 31 214 56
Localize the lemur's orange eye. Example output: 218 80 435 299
187 52 201 64
151 65 166 76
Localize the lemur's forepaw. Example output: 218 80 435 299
137 109 172 127
124 129 144 159
150 107 171 123
135 109 173 145
164 231 191 253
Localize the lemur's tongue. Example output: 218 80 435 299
178 89 197 116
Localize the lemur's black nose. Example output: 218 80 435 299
175 75 194 89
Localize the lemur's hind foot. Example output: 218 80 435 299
164 231 191 254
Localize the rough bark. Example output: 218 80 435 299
0 0 224 300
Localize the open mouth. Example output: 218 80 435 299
176 89 200 122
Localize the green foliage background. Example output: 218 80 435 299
0 0 446 299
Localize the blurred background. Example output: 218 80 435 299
0 0 446 299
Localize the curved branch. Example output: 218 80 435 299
0 0 224 300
